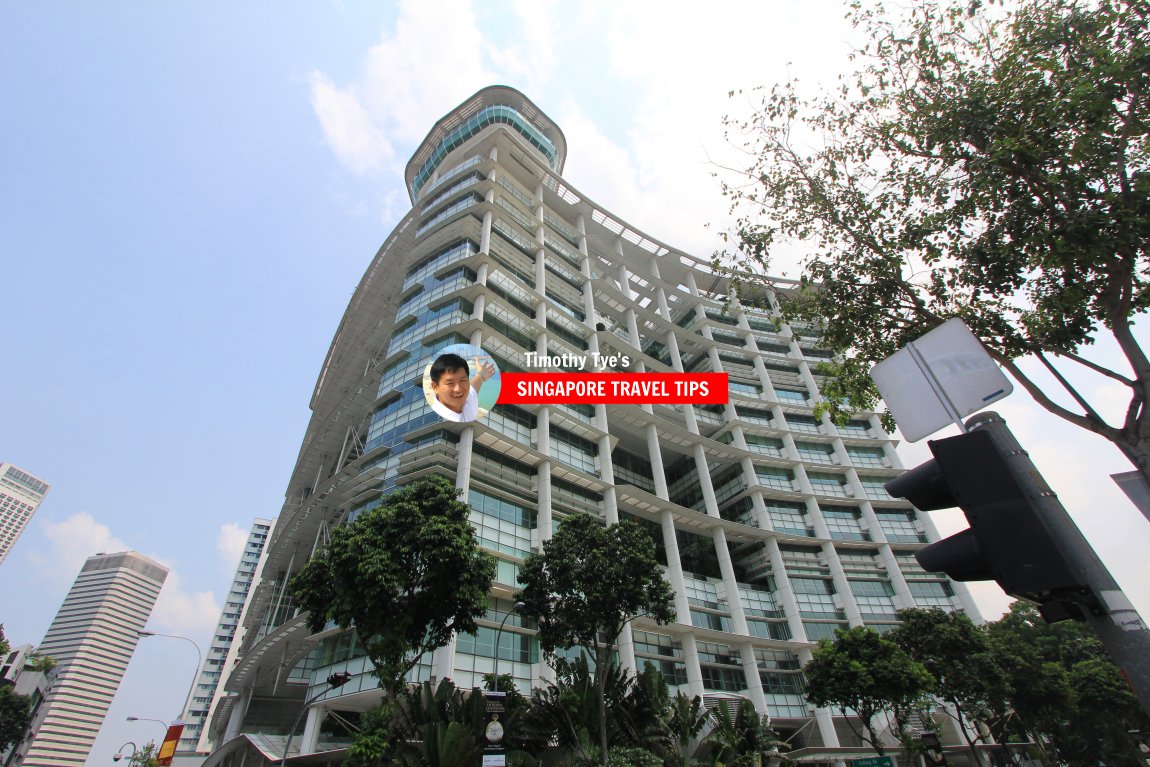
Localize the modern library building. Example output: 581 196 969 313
200 85 979 766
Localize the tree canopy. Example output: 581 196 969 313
516 514 675 765
720 0 1150 480
984 601 1150 767
290 475 496 690
0 626 32 754
803 625 933 754
891 609 1009 763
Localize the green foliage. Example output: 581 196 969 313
719 0 1150 477
803 625 933 755
665 692 710 767
517 514 675 765
705 699 787 767
290 475 496 689
129 742 159 767
0 625 32 753
604 746 662 767
891 609 1008 760
985 601 1150 767
344 680 537 767
0 685 32 754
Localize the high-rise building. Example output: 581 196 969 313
179 519 274 755
201 86 980 767
10 551 168 767
0 463 50 565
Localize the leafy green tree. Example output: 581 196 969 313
0 626 33 754
516 515 676 765
803 625 933 754
891 609 1008 765
128 742 159 767
719 0 1150 481
290 475 496 690
985 602 1150 767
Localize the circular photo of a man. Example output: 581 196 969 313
423 344 500 423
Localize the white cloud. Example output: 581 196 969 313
487 0 559 88
29 513 220 636
31 513 131 587
149 570 221 636
309 71 393 175
217 522 248 575
312 0 497 185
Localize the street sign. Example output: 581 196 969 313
870 318 1012 441
850 756 896 767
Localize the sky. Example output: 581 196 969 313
1 2 1147 765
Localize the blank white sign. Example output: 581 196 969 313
870 318 1013 442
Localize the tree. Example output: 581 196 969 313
516 514 676 765
128 742 159 767
719 0 1150 481
290 475 496 690
985 602 1150 767
803 625 933 754
891 609 1009 765
0 626 33 754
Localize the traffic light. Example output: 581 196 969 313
885 429 1088 619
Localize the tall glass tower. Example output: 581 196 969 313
201 86 979 765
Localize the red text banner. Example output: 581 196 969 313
499 373 728 405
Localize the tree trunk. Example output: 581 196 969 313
597 644 610 765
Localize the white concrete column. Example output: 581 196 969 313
480 210 493 254
455 427 475 497
617 623 638 678
739 641 768 712
299 704 324 756
767 539 809 643
822 542 864 626
713 527 749 636
680 632 706 700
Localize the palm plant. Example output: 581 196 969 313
705 699 787 767
664 692 710 767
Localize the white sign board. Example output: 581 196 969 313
870 318 1013 442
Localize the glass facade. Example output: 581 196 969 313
203 85 979 764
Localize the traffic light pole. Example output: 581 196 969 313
967 412 1150 714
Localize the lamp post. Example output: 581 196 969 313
137 630 203 720
280 672 353 767
490 601 526 693
112 741 138 763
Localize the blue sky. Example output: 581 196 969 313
2 2 1147 765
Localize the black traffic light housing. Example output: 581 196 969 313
885 429 1088 618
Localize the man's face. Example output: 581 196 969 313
431 367 470 413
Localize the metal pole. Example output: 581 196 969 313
138 631 203 721
967 412 1150 713
279 673 351 767
490 602 525 692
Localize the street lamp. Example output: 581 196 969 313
280 671 353 767
490 601 526 693
112 741 138 763
137 630 203 719
127 716 168 737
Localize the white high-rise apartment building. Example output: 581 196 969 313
201 86 980 767
0 463 49 565
12 551 168 767
179 519 273 754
